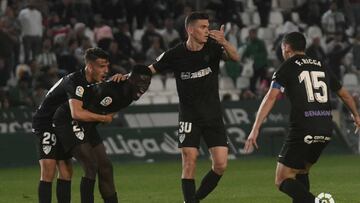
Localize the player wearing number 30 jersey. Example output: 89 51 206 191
245 32 360 203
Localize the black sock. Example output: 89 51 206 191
279 178 315 203
296 174 309 191
39 181 52 203
182 179 198 203
195 170 222 200
103 192 118 203
56 179 71 203
80 177 95 203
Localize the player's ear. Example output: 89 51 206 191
186 25 193 35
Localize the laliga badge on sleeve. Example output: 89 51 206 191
76 86 84 97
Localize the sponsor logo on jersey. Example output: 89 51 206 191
75 131 85 140
179 133 186 143
315 192 335 203
75 86 84 97
304 110 331 117
100 96 113 106
43 145 52 155
180 67 212 80
304 135 331 144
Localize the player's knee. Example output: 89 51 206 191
99 160 113 177
40 163 57 181
183 159 196 171
84 162 98 179
275 175 289 189
42 169 57 181
212 161 227 174
58 167 73 180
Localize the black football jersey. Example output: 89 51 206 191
272 54 342 134
85 80 134 114
53 80 134 126
32 69 93 130
153 40 223 123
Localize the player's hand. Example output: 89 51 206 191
352 114 360 134
209 24 226 45
101 114 114 123
110 73 127 83
244 128 259 153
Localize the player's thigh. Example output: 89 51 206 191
209 146 228 165
275 162 301 187
39 159 57 181
202 120 228 148
57 159 73 180
181 147 199 164
92 143 113 170
209 146 228 173
178 121 201 148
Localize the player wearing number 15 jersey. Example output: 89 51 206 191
245 32 360 202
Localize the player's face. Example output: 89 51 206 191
281 42 291 60
89 58 109 82
187 20 209 44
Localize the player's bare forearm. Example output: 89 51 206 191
222 41 240 62
252 88 280 131
209 24 240 62
337 87 360 118
69 99 112 123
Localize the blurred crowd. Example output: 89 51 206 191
0 0 360 109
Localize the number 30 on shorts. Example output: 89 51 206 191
179 122 192 133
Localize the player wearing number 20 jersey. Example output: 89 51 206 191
272 54 342 142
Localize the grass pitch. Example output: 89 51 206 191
0 155 359 203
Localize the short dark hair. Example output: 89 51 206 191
185 11 209 28
282 32 306 52
84 47 109 64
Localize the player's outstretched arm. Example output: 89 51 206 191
69 99 113 123
336 87 360 133
209 25 240 62
245 86 281 152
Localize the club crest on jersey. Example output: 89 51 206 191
75 131 85 140
100 96 112 106
43 145 52 155
76 86 84 97
179 133 186 143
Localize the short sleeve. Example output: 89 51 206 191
272 63 288 88
64 78 85 101
152 50 173 73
